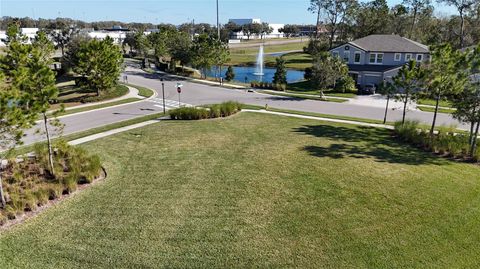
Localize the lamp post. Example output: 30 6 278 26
216 0 220 39
161 78 166 114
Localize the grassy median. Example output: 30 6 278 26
1 113 480 268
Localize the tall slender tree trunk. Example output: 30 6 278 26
460 11 465 48
471 121 480 157
409 8 418 39
0 173 6 208
469 120 476 146
43 113 55 177
430 95 441 136
383 95 390 124
315 8 321 39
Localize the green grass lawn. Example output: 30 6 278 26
262 90 348 103
417 106 456 114
288 80 358 98
229 43 311 70
2 113 480 268
417 98 452 108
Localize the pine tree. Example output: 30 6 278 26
393 60 426 124
273 57 287 87
225 66 235 82
425 44 468 136
73 37 124 96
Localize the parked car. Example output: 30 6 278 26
360 84 376 95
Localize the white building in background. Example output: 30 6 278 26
0 28 40 47
228 18 285 40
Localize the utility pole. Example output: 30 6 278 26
216 0 220 39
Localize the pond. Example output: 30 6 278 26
205 66 305 84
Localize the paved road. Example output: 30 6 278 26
21 66 466 146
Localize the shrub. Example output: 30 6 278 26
24 191 38 212
170 102 243 120
47 184 64 200
34 188 50 206
0 212 7 226
62 174 78 194
473 148 480 162
394 120 420 142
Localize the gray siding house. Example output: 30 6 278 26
329 35 430 88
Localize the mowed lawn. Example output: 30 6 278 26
2 113 480 268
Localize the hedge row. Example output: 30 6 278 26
394 120 480 161
250 81 287 91
170 101 243 120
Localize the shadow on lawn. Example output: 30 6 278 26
294 124 448 166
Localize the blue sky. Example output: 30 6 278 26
1 0 455 25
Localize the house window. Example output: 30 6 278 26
394 53 401 61
376 54 383 64
369 53 383 64
354 52 361 64
416 54 423 62
405 53 412 61
343 51 350 62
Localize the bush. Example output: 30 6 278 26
0 212 7 226
34 188 50 206
47 184 63 200
473 148 480 162
170 102 243 120
394 120 474 160
394 120 420 142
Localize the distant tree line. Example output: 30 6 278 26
308 0 480 49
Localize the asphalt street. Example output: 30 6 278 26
20 66 466 146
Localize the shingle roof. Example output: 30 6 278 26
349 35 429 53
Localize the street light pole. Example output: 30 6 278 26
161 78 166 114
216 0 220 39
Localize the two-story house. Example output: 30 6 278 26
329 34 430 89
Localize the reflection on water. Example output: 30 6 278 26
206 66 305 83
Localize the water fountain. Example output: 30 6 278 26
253 45 264 76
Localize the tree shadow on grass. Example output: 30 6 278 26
294 124 449 166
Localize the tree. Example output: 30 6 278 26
225 66 235 81
424 44 468 136
451 45 480 155
437 0 476 47
403 0 432 38
0 25 60 180
0 71 34 208
260 22 273 39
190 34 218 78
122 32 136 54
311 52 349 97
378 81 397 124
279 24 300 38
132 30 150 57
46 21 76 56
72 37 124 96
242 23 262 40
168 31 192 71
310 0 358 48
212 38 230 80
392 60 426 124
148 31 169 62
353 0 390 38
273 57 287 86
309 0 323 39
